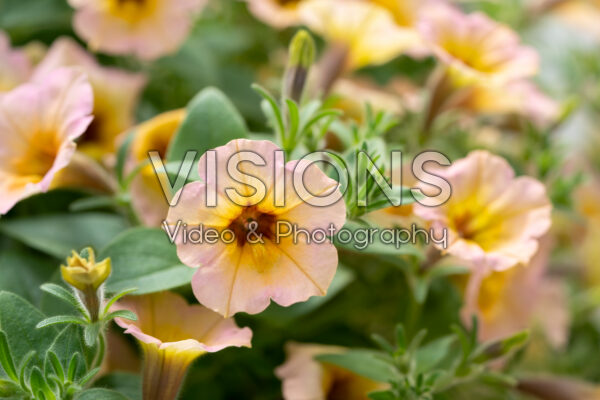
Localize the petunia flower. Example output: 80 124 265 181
413 150 552 272
128 108 186 226
113 291 252 400
450 80 560 128
166 139 346 317
418 4 539 86
299 0 425 71
551 0 600 41
461 236 569 347
245 0 307 29
33 37 146 160
275 342 387 400
0 31 32 92
0 67 93 215
68 0 208 60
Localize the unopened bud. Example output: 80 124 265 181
61 247 111 292
61 247 110 321
284 30 316 102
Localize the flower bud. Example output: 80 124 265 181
284 30 316 102
61 247 111 292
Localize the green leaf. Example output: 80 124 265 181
92 373 141 400
252 84 284 140
116 131 136 186
75 388 130 400
472 331 530 364
48 326 95 380
334 221 423 258
0 331 18 382
0 378 20 397
166 87 248 162
83 324 101 348
67 354 81 382
315 350 398 383
46 352 64 383
40 284 88 318
18 351 36 391
0 247 56 306
36 316 86 329
0 292 57 368
103 310 137 323
28 366 52 399
101 228 195 295
0 213 129 259
103 288 138 316
415 335 457 374
78 367 101 386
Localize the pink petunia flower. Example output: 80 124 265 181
33 37 146 160
0 67 93 214
166 139 346 317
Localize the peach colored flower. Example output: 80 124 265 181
456 80 560 128
68 0 207 60
299 0 425 70
0 31 32 92
551 0 600 41
245 0 306 29
113 291 252 400
166 139 346 317
414 150 552 271
275 343 387 400
461 236 569 347
128 109 186 226
33 37 146 160
419 4 539 86
0 68 93 214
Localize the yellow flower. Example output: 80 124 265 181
113 291 252 400
61 247 111 292
128 109 186 226
276 343 388 400
299 0 425 71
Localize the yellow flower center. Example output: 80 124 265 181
441 38 499 74
104 0 159 23
323 364 383 400
370 0 416 27
7 131 60 181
